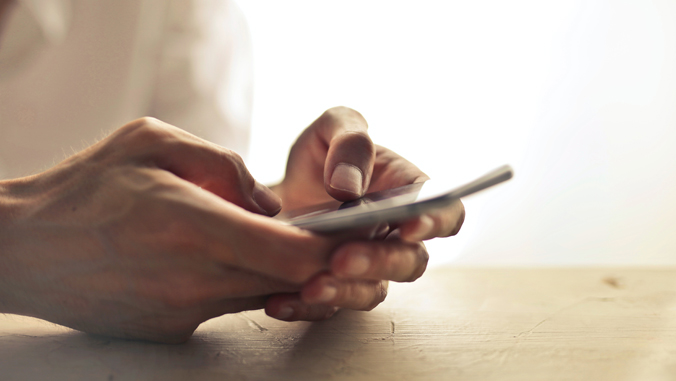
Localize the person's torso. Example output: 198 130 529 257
0 0 251 179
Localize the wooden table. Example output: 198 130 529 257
2 267 675 380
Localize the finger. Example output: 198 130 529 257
300 273 389 311
265 293 339 321
398 199 465 242
368 145 430 192
197 204 339 284
330 239 428 282
294 107 376 200
161 177 334 284
113 117 281 216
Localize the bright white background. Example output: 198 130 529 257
238 0 676 266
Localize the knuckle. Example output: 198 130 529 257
121 116 161 135
340 130 374 147
321 106 369 130
223 148 245 166
95 124 167 165
364 282 388 311
116 117 174 148
334 131 376 163
136 119 171 141
219 149 253 183
407 245 429 282
451 202 465 235
449 202 466 236
325 106 366 121
435 201 465 238
383 244 419 282
384 247 406 276
321 106 347 120
136 116 162 127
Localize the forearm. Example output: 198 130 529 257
0 172 92 318
0 178 23 314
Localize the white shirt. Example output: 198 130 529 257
0 0 252 180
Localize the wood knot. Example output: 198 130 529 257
602 276 625 289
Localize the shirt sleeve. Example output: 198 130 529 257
148 0 253 157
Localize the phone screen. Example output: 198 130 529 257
278 182 425 222
277 165 513 232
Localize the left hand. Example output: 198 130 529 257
265 107 465 321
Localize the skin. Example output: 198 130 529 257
0 0 465 343
0 109 464 343
266 107 465 320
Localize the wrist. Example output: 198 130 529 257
0 177 32 314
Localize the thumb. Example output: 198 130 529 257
305 107 376 201
164 146 281 216
122 118 282 215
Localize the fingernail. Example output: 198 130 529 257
330 163 364 196
274 306 293 320
345 252 370 276
408 215 434 241
316 284 338 303
252 182 282 215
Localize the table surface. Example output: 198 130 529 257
2 267 675 381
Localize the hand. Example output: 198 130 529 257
0 117 347 343
265 107 465 321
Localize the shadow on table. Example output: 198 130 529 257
278 308 400 379
1 308 397 380
2 327 260 380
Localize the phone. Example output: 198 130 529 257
277 164 513 233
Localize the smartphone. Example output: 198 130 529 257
277 164 513 233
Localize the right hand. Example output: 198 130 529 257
262 107 462 322
0 117 340 343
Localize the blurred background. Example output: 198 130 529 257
239 0 676 266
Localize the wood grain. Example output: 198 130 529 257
1 267 675 380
